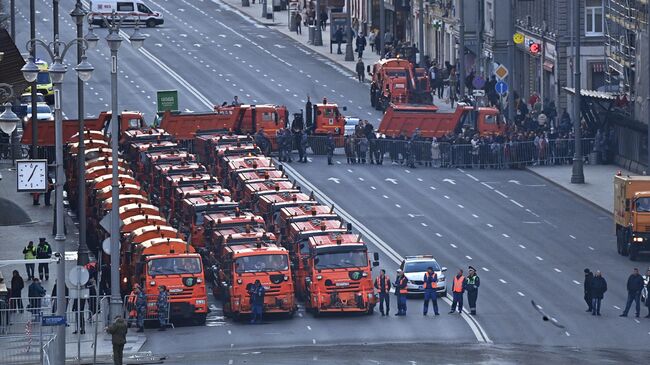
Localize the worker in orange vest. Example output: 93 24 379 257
422 266 439 316
394 269 408 316
374 269 391 316
449 268 465 314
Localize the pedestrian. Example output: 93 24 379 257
447 68 458 107
295 12 302 35
621 267 644 318
358 137 368 164
394 269 408 316
584 268 594 312
277 128 286 162
106 315 128 365
356 33 366 59
305 96 313 130
334 26 344 54
23 241 37 280
590 270 607 316
283 128 293 162
249 279 266 324
135 285 147 332
320 10 328 31
44 176 53 206
356 58 365 83
299 130 308 163
326 132 335 165
431 137 441 168
464 266 480 315
644 268 650 318
72 286 87 335
10 270 25 313
255 128 271 156
345 135 355 164
422 266 439 316
384 30 394 49
28 278 45 314
368 29 376 52
449 268 465 314
374 269 391 316
51 280 69 314
157 285 169 330
126 285 139 328
36 238 52 280
232 95 241 106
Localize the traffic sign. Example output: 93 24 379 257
513 33 524 44
494 65 509 80
68 266 90 287
472 76 486 90
102 237 120 255
157 90 178 113
495 81 509 96
42 315 67 326
99 214 123 233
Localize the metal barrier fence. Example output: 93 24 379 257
0 334 55 365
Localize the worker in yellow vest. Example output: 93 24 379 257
449 268 465 314
422 267 439 316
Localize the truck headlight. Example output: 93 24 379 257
634 237 644 242
362 272 368 277
367 293 373 299
195 299 206 305
150 280 156 286
316 275 322 280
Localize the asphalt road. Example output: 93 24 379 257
13 0 650 360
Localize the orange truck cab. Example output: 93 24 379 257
175 196 239 247
256 192 318 228
378 103 503 138
125 238 208 324
21 111 146 147
224 156 275 186
168 184 229 220
310 102 346 137
142 152 197 189
203 211 265 250
157 105 288 141
218 242 296 319
368 58 432 110
232 170 289 200
151 164 207 204
130 142 180 175
212 229 275 259
121 215 168 234
241 180 299 208
302 234 378 314
614 175 650 260
121 128 171 150
214 145 263 178
195 133 254 165
159 173 216 211
277 204 338 236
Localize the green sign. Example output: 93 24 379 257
157 90 178 112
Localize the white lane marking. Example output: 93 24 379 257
417 178 423 182
371 186 376 190
358 177 365 181
499 279 507 284
495 190 508 198
565 332 571 337
481 182 494 190
569 235 576 239
395 204 401 208
382 195 389 199
536 256 543 261
298 313 303 317
482 267 489 272
227 330 232 335
435 233 442 237
510 199 524 208
307 325 312 331
519 244 526 249
573 280 581 285
385 178 398 184
517 292 525 297
635 319 640 324
312 339 317 344
613 305 621 310
525 208 540 217
457 204 464 208
230 344 234 348
554 268 562 273
523 222 542 224
429 186 436 190
404 169 411 174
486 223 493 228
444 195 450 199
228 360 233 365
457 168 465 173
472 214 479 218
347 169 353 173
450 243 457 248
466 255 473 260
466 174 479 182
502 233 510 238
421 223 428 227
443 178 456 185
588 246 594 251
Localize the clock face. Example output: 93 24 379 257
17 160 48 192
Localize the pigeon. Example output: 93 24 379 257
531 300 565 329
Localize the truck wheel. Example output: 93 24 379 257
366 305 375 315
146 19 157 28
193 313 207 325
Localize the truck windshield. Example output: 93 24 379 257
315 251 367 269
636 198 650 212
235 254 288 273
37 72 50 84
148 257 202 275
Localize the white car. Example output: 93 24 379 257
400 255 447 297
23 103 54 123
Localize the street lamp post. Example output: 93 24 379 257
345 0 354 61
314 0 323 46
570 1 584 183
21 37 94 365
85 11 145 319
70 0 90 266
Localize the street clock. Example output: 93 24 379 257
16 159 48 192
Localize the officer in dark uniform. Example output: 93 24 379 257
326 132 336 165
305 96 313 131
464 266 480 315
422 266 439 316
394 269 408 315
135 286 147 332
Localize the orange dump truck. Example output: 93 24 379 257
175 195 239 247
302 234 378 314
614 175 650 260
256 192 318 228
241 180 299 208
203 211 265 252
369 58 432 110
217 241 296 319
377 103 503 138
277 204 338 236
125 237 208 324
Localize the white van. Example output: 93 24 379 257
91 1 164 28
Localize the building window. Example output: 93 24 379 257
585 0 603 36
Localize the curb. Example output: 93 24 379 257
525 167 612 215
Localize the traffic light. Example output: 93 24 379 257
529 42 542 55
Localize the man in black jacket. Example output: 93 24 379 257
621 268 644 317
590 271 607 316
584 268 594 312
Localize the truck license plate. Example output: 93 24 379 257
336 282 350 287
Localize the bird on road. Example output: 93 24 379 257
531 300 565 329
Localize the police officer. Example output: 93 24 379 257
374 269 391 316
135 286 147 332
299 130 309 163
422 266 439 316
36 238 52 280
449 268 465 314
277 128 286 162
394 269 408 316
465 266 480 315
326 132 336 165
22 241 37 280
249 280 266 324
157 285 169 331
283 128 293 163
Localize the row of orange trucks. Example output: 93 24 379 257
64 118 381 323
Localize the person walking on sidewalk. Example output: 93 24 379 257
464 266 480 315
620 268 644 318
107 315 128 365
36 238 52 280
320 10 328 31
422 267 439 316
356 33 366 59
374 269 391 316
449 268 465 314
368 29 376 52
334 26 344 54
584 268 594 312
356 58 365 83
590 270 607 316
10 270 25 313
295 12 302 35
23 241 37 280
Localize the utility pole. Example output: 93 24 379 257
345 0 354 61
314 0 323 46
507 0 515 123
30 0 37 159
458 0 465 97
647 3 650 170
379 0 385 58
571 0 584 183
10 0 15 40
418 0 424 66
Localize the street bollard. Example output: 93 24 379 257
308 25 315 44
242 0 250 6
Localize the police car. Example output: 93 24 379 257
400 255 447 297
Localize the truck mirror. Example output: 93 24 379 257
373 261 380 267
342 106 347 112
441 267 447 272
317 110 322 116
278 165 284 172
366 65 370 73
373 252 379 261
346 222 352 232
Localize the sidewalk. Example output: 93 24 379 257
527 164 634 213
219 0 455 112
0 163 147 361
